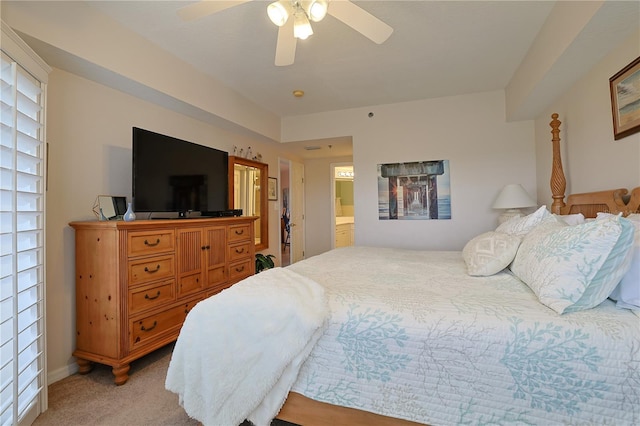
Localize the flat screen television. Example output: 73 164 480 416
132 127 229 218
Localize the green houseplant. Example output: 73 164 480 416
255 253 276 274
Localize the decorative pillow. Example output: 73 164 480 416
608 214 640 310
511 215 635 314
463 231 522 276
496 205 551 236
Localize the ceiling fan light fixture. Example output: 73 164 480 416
293 9 313 40
307 0 328 22
267 1 290 26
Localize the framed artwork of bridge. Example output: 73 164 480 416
377 160 451 220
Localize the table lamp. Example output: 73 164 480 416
493 184 537 224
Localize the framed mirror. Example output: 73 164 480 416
228 156 268 251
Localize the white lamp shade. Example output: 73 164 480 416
492 184 536 209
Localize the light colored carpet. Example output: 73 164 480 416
34 343 199 426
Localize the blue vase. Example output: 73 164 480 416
123 202 136 221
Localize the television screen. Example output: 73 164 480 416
132 127 228 217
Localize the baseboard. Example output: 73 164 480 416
47 362 78 385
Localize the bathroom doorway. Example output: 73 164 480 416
332 163 354 249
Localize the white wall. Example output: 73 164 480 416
535 30 640 205
294 91 536 252
45 68 294 382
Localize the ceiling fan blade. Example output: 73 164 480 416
328 0 393 44
275 19 296 67
177 1 251 22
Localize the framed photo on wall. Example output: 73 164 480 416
268 177 278 201
377 160 451 220
609 56 640 140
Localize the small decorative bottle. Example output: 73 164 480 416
123 202 136 221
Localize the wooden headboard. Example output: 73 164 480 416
549 113 640 218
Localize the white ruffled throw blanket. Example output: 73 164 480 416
165 267 328 426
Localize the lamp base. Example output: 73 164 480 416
498 209 524 225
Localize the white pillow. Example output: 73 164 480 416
553 213 585 226
511 215 635 314
463 231 522 276
608 214 640 310
496 205 551 236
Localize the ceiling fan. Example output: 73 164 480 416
177 0 393 66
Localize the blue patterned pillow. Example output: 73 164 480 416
511 215 635 314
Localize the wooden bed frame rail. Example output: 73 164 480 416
277 392 423 426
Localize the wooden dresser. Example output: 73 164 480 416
69 217 256 384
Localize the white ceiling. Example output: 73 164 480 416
87 0 557 118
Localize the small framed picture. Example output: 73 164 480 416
609 56 640 140
268 177 278 201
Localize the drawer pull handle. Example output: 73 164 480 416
144 238 161 247
201 245 211 251
235 265 245 272
144 291 161 300
144 265 161 273
235 229 244 235
140 321 157 332
235 247 245 254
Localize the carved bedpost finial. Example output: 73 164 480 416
550 113 566 214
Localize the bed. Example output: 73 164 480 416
165 114 640 426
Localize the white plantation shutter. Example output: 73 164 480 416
1 21 50 426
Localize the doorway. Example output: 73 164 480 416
332 163 355 248
279 158 291 266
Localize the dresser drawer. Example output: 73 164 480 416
228 258 253 283
129 280 176 315
228 241 251 263
129 255 175 286
178 273 204 296
228 224 251 243
128 230 175 257
130 299 199 350
207 265 226 287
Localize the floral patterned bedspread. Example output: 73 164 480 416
287 246 640 425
